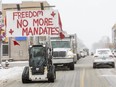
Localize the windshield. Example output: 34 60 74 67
51 41 70 48
31 47 45 57
29 47 46 67
97 50 110 54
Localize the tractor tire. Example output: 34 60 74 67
22 66 31 83
48 65 56 82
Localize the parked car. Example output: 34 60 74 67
93 48 115 68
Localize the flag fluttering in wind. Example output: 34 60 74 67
58 13 65 39
12 40 20 46
59 32 65 39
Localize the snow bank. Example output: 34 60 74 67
0 67 24 80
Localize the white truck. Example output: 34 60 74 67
50 34 77 70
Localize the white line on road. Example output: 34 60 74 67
80 69 85 87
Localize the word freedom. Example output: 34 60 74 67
13 10 43 19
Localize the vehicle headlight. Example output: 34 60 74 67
29 45 32 48
43 44 46 47
67 51 74 58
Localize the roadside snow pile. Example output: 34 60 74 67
0 67 24 80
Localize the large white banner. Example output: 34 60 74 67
6 10 60 37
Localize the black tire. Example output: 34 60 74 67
48 65 56 82
69 62 74 70
93 63 96 68
112 62 115 68
22 66 31 83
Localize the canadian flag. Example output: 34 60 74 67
58 13 65 39
12 39 20 46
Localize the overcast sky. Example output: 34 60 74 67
2 0 116 49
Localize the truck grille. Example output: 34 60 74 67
53 51 66 57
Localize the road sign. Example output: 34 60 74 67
6 10 61 37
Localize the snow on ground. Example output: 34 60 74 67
0 66 24 83
0 61 28 85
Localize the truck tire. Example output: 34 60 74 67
93 63 96 68
112 62 115 68
22 66 31 83
48 65 56 82
69 62 74 70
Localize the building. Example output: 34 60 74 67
2 1 51 61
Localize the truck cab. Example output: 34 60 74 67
51 34 77 70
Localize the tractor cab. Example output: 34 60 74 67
29 45 52 75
